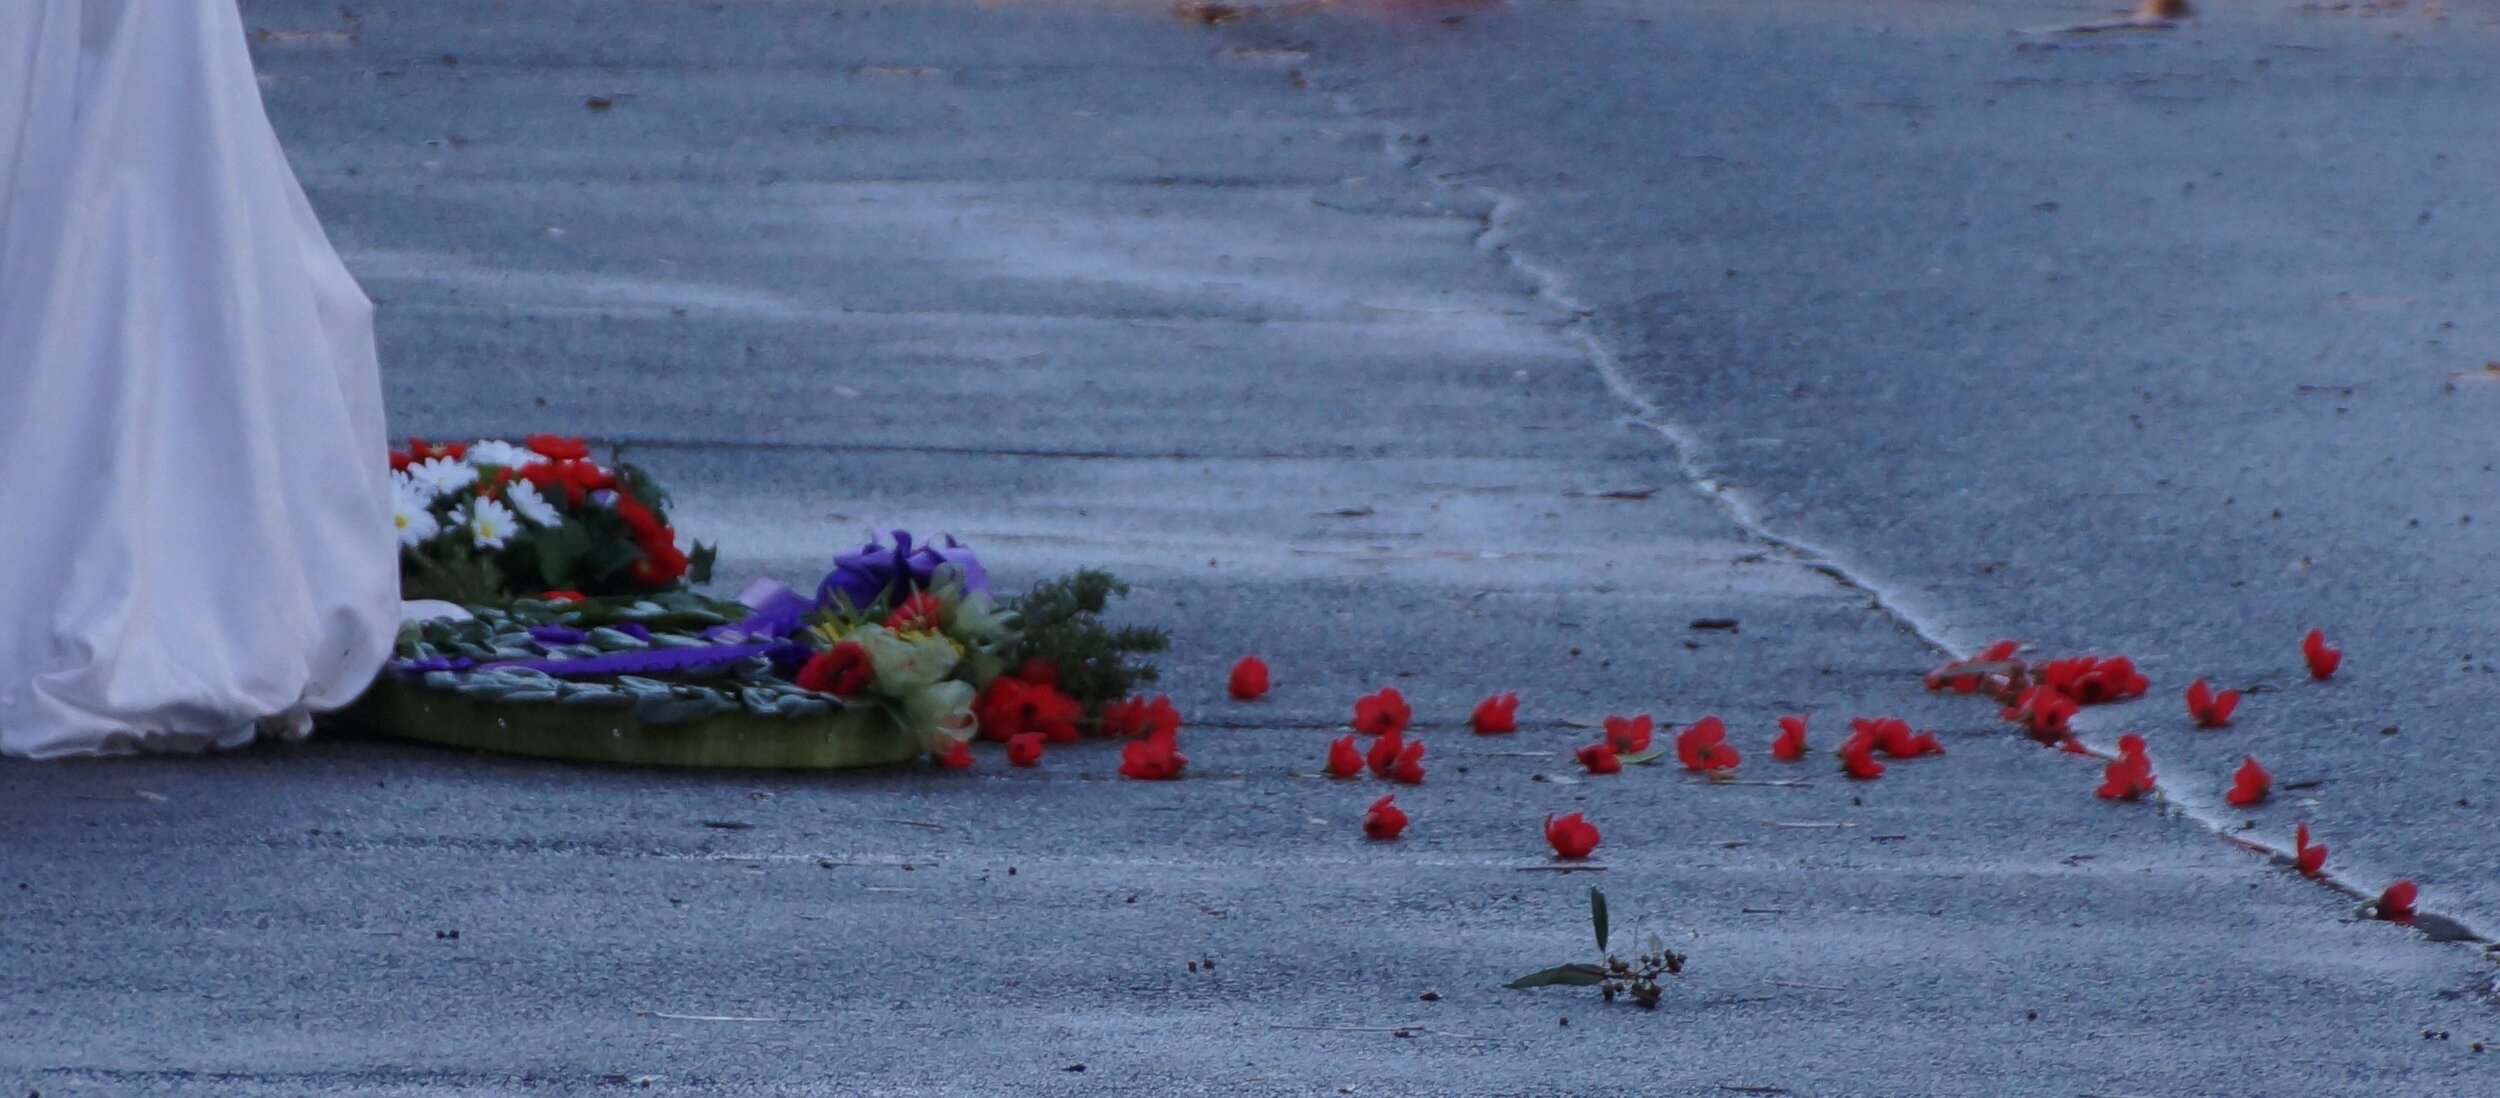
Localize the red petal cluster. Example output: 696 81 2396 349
2036 656 2148 706
2096 734 2156 801
883 591 944 633
1924 640 2022 694
975 677 1086 743
1101 695 1182 740
1771 715 1809 762
1603 714 1653 755
1850 717 1943 759
1228 657 1270 700
794 642 875 698
526 434 591 461
2223 756 2271 807
2184 679 2241 728
1363 795 1409 841
1674 716 1740 773
1352 688 1413 737
2302 629 2342 680
1471 693 1520 735
933 740 974 770
2003 684 2080 744
1543 813 1601 860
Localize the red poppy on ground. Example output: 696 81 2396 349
1363 795 1409 841
1228 656 1270 700
526 434 592 461
2376 880 2418 921
1772 715 1809 762
1674 716 1740 772
1326 735 1364 778
1006 732 1045 768
538 589 586 603
1575 742 1622 775
1118 727 1187 780
975 677 1086 743
795 642 875 698
2184 679 2241 728
933 740 974 770
1100 695 1182 740
1352 687 1413 737
883 591 945 633
1837 732 1886 780
2295 823 2329 877
2003 684 2079 743
1367 731 1406 779
2303 629 2342 680
1471 693 1520 735
1604 714 1654 755
2036 655 2150 705
1544 812 1602 860
1390 740 1427 784
2097 739 2156 801
2224 756 2271 807
1850 717 1943 759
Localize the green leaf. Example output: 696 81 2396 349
1617 744 1671 766
1507 963 1607 989
688 543 718 586
1590 887 1610 953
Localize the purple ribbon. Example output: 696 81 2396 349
472 641 809 680
816 530 986 610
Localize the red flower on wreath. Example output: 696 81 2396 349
795 642 875 698
975 677 1085 743
1006 732 1045 768
933 740 974 770
1325 735 1364 779
1363 795 1409 841
1471 693 1520 735
884 591 944 633
1544 813 1601 860
1772 715 1808 762
526 434 592 461
1228 657 1270 700
1353 688 1412 737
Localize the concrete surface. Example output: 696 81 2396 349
3 1 2497 1094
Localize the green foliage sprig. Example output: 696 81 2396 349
1002 570 1168 712
1509 889 1688 1010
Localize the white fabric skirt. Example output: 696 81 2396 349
0 0 397 757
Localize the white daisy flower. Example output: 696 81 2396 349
457 497 519 550
407 456 479 498
504 481 561 527
464 439 542 469
393 493 441 548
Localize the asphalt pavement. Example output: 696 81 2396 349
3 1 2496 1095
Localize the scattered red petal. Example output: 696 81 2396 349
1575 742 1622 775
1544 812 1601 860
1367 731 1405 779
1117 726 1187 780
1325 735 1364 779
2377 880 2418 921
2096 748 2156 801
1771 715 1809 762
2295 823 2329 877
933 740 974 770
1363 795 1409 841
1228 656 1270 700
1470 693 1520 735
2224 755 2271 807
1390 740 1427 784
1100 695 1182 741
2303 629 2342 680
1674 715 1739 772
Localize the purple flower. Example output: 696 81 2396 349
815 530 986 610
